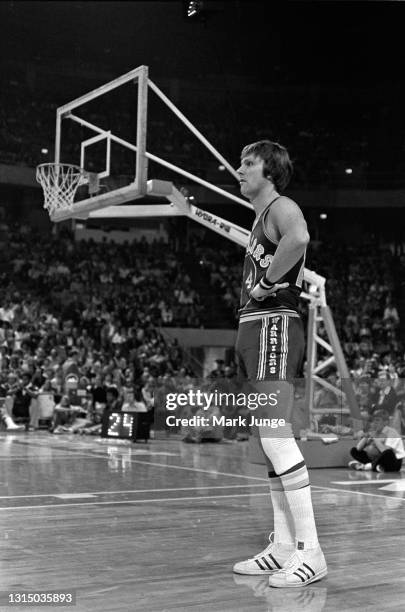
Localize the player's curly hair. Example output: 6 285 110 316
241 140 293 192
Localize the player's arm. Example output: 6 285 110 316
251 198 309 300
264 198 309 282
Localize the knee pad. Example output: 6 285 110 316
259 428 304 475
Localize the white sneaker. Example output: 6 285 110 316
268 546 327 588
3 415 24 430
348 460 363 470
6 421 25 431
233 533 294 575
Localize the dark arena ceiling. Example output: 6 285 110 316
0 1 404 86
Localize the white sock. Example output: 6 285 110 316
280 465 319 550
259 433 319 551
268 472 295 548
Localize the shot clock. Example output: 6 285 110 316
101 411 138 441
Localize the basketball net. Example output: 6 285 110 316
36 163 87 217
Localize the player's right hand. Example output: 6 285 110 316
250 279 289 301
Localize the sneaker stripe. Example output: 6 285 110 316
296 567 310 580
268 553 282 569
254 559 267 571
303 562 315 577
260 557 274 570
293 571 306 582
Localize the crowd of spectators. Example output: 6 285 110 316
309 242 402 371
5 223 205 329
0 221 207 433
0 217 402 438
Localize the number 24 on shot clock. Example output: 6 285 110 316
101 411 137 441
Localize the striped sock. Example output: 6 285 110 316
278 460 319 550
268 471 295 547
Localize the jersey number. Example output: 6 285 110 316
245 270 253 290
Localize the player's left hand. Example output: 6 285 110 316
250 278 289 301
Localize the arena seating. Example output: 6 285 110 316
0 215 403 435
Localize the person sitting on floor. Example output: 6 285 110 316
77 404 104 436
348 409 405 472
50 395 83 434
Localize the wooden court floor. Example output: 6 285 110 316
0 432 404 612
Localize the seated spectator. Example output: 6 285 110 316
77 405 104 436
101 386 122 430
65 406 93 434
383 298 399 327
7 372 38 430
370 370 402 430
161 304 173 324
207 359 225 379
89 374 107 409
141 380 154 412
62 348 81 377
50 395 76 434
348 409 405 472
35 379 57 425
355 378 373 416
132 388 148 413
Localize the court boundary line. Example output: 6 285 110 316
0 483 403 511
331 479 400 485
0 491 271 511
311 483 405 501
0 483 269 500
127 458 270 481
127 460 405 500
49 455 270 481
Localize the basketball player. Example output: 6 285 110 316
232 140 327 587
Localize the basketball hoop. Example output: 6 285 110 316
36 163 88 217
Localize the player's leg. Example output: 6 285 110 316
233 424 296 575
257 316 326 587
233 320 295 575
260 423 327 587
234 315 327 586
256 429 295 549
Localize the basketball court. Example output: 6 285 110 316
1 431 404 611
